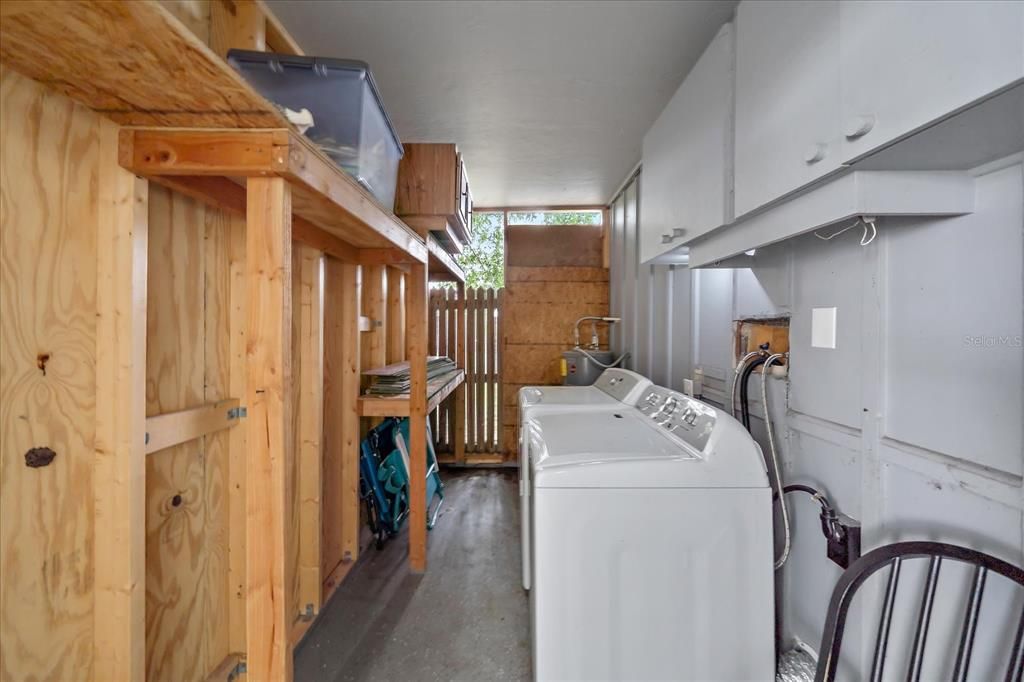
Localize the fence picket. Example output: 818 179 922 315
428 286 505 456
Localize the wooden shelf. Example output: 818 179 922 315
427 234 466 283
0 0 287 128
358 369 465 417
119 128 429 263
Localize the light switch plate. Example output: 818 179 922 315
811 307 837 349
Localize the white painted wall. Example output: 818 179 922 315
611 156 1024 675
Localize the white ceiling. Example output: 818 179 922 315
266 0 737 207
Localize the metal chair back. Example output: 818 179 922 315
815 541 1024 682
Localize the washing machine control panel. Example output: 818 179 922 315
594 368 652 404
636 388 717 453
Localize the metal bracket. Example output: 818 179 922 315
300 603 316 621
227 660 247 682
227 406 248 420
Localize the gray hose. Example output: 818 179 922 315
730 351 766 418
762 353 791 571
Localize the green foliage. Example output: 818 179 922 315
507 210 602 225
456 212 505 289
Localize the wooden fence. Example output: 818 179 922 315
429 286 504 455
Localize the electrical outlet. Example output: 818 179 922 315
826 514 862 569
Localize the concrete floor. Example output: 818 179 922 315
294 469 530 682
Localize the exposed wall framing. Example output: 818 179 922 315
0 2 461 681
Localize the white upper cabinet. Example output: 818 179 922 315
839 1 1024 163
733 1 842 219
640 23 734 264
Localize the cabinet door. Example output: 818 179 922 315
840 1 1024 162
640 23 734 264
734 0 842 218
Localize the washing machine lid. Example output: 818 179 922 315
530 409 769 489
518 368 652 410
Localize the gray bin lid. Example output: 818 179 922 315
227 49 404 155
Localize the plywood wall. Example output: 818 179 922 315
502 225 609 457
144 187 233 682
0 66 102 682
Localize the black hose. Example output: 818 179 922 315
739 356 766 430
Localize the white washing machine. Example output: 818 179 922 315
527 385 775 681
518 368 652 589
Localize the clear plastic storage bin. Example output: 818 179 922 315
228 50 404 210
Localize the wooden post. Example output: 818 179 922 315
339 263 362 565
244 176 293 682
386 267 405 364
454 282 467 463
407 262 429 572
297 245 324 615
94 119 148 682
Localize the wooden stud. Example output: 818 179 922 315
454 282 467 463
225 211 248 655
338 263 363 566
210 0 266 57
94 118 148 682
386 267 406 364
407 262 429 572
296 246 324 617
257 0 304 55
244 176 293 682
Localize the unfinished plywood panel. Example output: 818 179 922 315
362 264 388 373
0 68 101 682
0 0 286 127
386 267 406 364
502 226 609 457
505 225 606 267
322 260 360 580
145 185 231 682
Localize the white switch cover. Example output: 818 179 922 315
811 307 837 349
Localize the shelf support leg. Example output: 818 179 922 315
407 261 429 572
94 119 148 682
244 177 294 682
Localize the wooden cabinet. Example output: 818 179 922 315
734 0 842 219
839 0 1024 162
395 143 473 251
640 23 734 264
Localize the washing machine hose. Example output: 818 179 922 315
761 353 792 571
739 356 767 430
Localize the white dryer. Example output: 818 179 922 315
527 386 774 681
517 368 652 589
